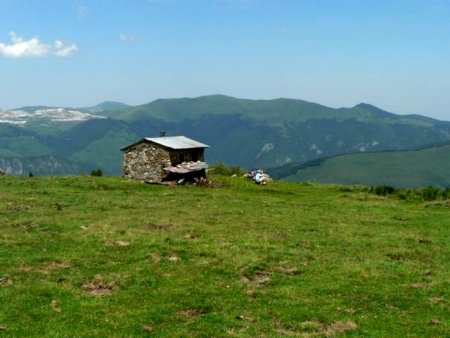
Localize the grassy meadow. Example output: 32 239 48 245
0 174 449 337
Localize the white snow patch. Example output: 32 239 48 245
261 143 274 153
0 119 26 125
0 107 106 124
310 143 322 155
275 156 292 165
255 142 275 160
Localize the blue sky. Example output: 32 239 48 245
1 0 449 120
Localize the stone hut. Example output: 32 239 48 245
120 136 209 181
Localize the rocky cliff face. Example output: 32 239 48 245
0 156 84 176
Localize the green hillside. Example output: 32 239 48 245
276 141 450 188
0 175 448 336
79 101 131 117
0 124 53 157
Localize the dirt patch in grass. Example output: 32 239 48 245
242 270 271 286
343 308 357 314
82 274 115 296
273 328 298 336
328 320 358 333
235 315 257 322
19 261 70 274
0 324 6 331
107 240 130 247
168 254 180 262
6 203 30 211
146 222 173 230
176 308 201 317
275 266 299 275
184 233 197 239
37 262 70 274
429 296 444 304
176 308 210 318
253 270 271 285
300 320 324 333
240 264 272 286
408 282 435 289
50 299 62 313
274 232 289 240
143 325 153 333
149 252 161 263
0 275 12 286
276 320 358 337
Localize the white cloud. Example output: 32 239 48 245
0 32 78 58
54 40 78 57
0 32 49 58
119 33 138 43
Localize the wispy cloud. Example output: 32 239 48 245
119 33 138 43
78 5 88 19
0 32 78 58
54 39 79 57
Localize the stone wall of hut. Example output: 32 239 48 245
123 142 171 181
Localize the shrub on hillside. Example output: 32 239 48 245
209 162 246 176
90 169 103 177
370 185 396 196
421 186 440 201
370 184 450 201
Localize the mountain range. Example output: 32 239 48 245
1 95 449 186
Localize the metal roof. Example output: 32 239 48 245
146 136 209 149
121 136 209 151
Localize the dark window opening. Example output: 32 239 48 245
179 153 185 163
192 150 199 162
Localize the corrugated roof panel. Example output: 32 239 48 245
145 136 209 149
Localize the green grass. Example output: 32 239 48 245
0 175 448 337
